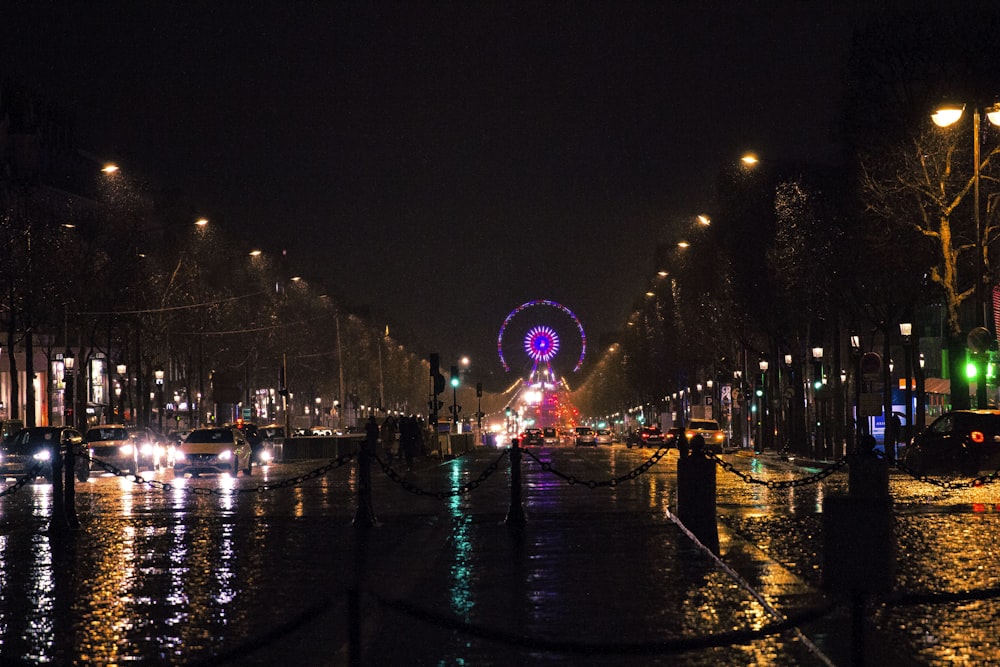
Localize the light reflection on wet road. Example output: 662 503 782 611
0 447 997 664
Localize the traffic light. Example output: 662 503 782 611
476 382 483 398
431 352 445 393
450 365 460 388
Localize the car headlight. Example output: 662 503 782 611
120 444 134 455
174 451 186 462
34 450 52 461
140 443 154 455
218 449 232 461
259 450 272 462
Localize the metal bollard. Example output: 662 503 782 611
823 436 895 666
676 436 719 553
352 440 378 527
63 436 80 529
505 439 527 527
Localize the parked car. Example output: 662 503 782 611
574 426 597 446
0 427 89 483
685 419 726 454
627 427 665 448
85 424 138 475
520 428 544 446
174 427 253 477
542 427 559 446
903 410 1000 475
595 428 614 445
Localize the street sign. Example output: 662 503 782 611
861 352 882 381
242 407 252 420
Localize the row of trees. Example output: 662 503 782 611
574 7 1000 449
1 82 432 431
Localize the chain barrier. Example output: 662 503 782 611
522 446 670 487
81 448 355 496
368 587 836 655
711 453 849 489
885 451 1000 489
0 462 45 498
373 449 509 498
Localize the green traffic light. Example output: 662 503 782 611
966 361 978 380
451 376 460 388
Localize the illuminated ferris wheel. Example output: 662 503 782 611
497 300 586 381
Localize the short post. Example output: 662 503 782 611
50 438 68 531
505 438 527 527
352 438 377 527
676 435 719 553
63 432 80 529
823 434 894 666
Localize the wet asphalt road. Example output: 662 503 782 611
0 444 998 665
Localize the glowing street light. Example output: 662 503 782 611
931 101 1000 408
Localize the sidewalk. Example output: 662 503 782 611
243 447 841 666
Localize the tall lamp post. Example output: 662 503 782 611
757 359 769 453
900 322 914 443
154 368 165 431
932 102 1000 409
64 350 76 429
116 363 127 425
811 346 824 458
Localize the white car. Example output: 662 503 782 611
174 427 253 477
595 429 614 445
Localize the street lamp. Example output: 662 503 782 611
64 350 76 428
900 322 914 439
932 102 1000 408
154 367 165 431
116 363 127 424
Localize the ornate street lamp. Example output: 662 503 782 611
116 363 127 424
154 368 165 431
932 102 1000 408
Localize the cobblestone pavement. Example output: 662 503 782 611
1 444 997 665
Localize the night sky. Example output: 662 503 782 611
3 2 861 385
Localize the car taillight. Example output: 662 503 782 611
971 430 986 443
641 432 649 439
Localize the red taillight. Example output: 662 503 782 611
641 432 649 439
971 430 986 443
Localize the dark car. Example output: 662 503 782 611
542 427 559 446
665 426 685 448
903 410 1000 475
0 427 89 483
574 426 597 446
85 424 138 475
627 427 665 448
229 422 266 463
520 428 544 446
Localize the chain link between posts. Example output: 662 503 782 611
81 448 356 496
710 454 849 488
523 446 670 487
0 462 45 497
373 449 509 498
884 451 1000 489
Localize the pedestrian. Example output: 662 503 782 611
401 415 417 470
381 415 397 462
365 415 379 456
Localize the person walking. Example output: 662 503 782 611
381 415 398 462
